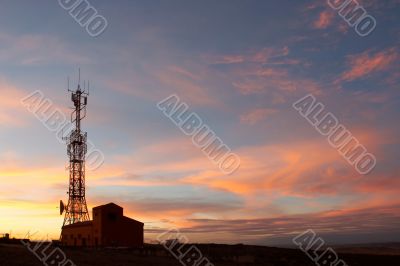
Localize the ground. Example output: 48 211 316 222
1 242 400 266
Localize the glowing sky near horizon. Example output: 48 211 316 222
0 0 400 245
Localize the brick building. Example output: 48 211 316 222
61 203 143 247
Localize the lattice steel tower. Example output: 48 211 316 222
61 73 90 226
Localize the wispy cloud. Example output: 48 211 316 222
313 11 334 29
204 47 290 65
148 204 400 244
240 108 277 125
0 78 32 127
0 31 91 66
340 48 398 82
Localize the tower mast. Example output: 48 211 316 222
62 72 90 226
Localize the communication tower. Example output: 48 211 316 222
61 70 90 226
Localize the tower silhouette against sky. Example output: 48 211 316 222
61 72 90 226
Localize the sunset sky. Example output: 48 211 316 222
0 0 399 246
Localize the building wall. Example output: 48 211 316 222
94 204 143 247
61 203 144 247
106 216 143 247
61 223 93 247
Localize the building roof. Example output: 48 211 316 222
93 202 122 210
122 216 144 226
62 203 144 229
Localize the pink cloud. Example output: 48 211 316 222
231 64 321 97
232 79 267 95
313 11 335 29
204 46 290 65
167 65 201 81
340 48 398 81
202 47 321 100
211 55 245 64
0 78 32 127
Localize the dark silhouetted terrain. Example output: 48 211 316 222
1 242 400 266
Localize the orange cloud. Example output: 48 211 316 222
313 11 334 29
183 123 386 199
340 48 398 81
204 47 289 65
183 140 342 197
165 204 400 244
